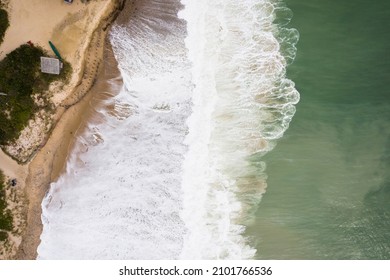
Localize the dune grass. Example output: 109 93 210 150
0 44 71 145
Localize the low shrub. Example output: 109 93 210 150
0 8 9 45
0 44 72 144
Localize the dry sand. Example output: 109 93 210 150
15 80 93 260
0 149 27 183
0 150 28 259
0 0 120 105
0 0 126 259
1 0 107 61
16 45 122 260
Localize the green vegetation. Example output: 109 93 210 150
0 231 7 241
0 44 72 145
0 170 12 241
0 8 9 45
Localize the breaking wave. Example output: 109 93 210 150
38 0 299 259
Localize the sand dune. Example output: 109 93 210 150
0 0 124 259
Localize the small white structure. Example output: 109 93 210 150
40 57 62 75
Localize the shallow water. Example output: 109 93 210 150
38 0 301 259
38 0 193 259
245 0 390 259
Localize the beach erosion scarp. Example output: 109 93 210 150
0 0 126 259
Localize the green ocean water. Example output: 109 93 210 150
246 0 390 259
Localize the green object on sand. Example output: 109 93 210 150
49 41 62 60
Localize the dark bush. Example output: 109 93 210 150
0 8 9 45
0 44 72 144
0 170 12 233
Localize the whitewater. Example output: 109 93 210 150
38 0 299 259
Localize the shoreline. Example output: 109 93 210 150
0 0 125 163
1 0 126 260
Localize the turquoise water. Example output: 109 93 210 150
246 0 390 259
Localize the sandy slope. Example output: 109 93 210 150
0 0 124 259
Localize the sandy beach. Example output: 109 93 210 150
15 47 121 259
0 0 125 259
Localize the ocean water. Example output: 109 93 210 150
37 0 299 259
245 0 390 259
179 0 299 259
38 0 191 259
37 0 390 260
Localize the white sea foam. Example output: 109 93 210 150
178 0 299 259
38 1 192 259
38 0 299 259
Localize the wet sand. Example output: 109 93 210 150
15 43 122 260
0 0 127 259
